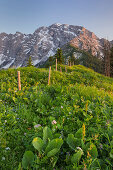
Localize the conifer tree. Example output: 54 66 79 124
71 53 76 65
55 48 64 64
48 56 53 66
27 56 34 67
103 40 110 77
68 56 71 66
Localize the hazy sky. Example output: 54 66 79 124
0 0 113 40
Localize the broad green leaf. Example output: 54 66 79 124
47 148 59 157
75 128 83 139
67 134 78 150
32 137 44 152
45 138 63 154
43 126 53 144
88 143 98 158
22 151 34 169
71 150 83 164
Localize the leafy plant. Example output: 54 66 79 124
22 151 34 169
22 127 63 169
1 65 113 169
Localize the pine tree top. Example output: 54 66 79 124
27 56 34 67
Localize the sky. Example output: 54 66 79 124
0 0 113 40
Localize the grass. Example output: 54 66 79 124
0 65 113 169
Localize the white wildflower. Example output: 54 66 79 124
5 147 10 150
34 124 41 128
76 147 83 152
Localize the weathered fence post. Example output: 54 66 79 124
56 58 57 71
17 71 21 91
48 66 51 85
60 66 62 72
65 66 67 73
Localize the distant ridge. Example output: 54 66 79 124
0 23 112 68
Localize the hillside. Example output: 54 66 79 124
41 44 104 74
1 65 113 169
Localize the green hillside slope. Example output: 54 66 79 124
1 65 113 169
40 44 104 74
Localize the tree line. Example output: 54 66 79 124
27 41 113 77
103 40 113 77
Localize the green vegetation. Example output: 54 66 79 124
27 56 34 67
62 44 104 73
1 65 113 169
41 44 104 74
41 48 64 68
55 48 64 64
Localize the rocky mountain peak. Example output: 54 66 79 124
70 27 101 56
0 23 112 69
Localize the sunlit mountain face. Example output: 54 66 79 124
0 23 112 69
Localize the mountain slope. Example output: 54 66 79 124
111 40 113 45
0 23 112 68
1 65 113 169
70 28 103 56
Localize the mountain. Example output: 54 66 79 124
0 23 112 68
111 40 113 45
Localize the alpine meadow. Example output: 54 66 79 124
1 0 113 169
1 64 113 169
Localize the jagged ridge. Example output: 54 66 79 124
0 23 112 68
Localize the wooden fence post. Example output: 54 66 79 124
65 66 67 73
17 71 21 91
48 66 51 85
60 66 62 72
56 58 57 71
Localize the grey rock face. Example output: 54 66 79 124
110 40 113 45
0 23 112 68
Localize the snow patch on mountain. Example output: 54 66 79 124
0 23 110 69
0 54 6 65
2 59 15 69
